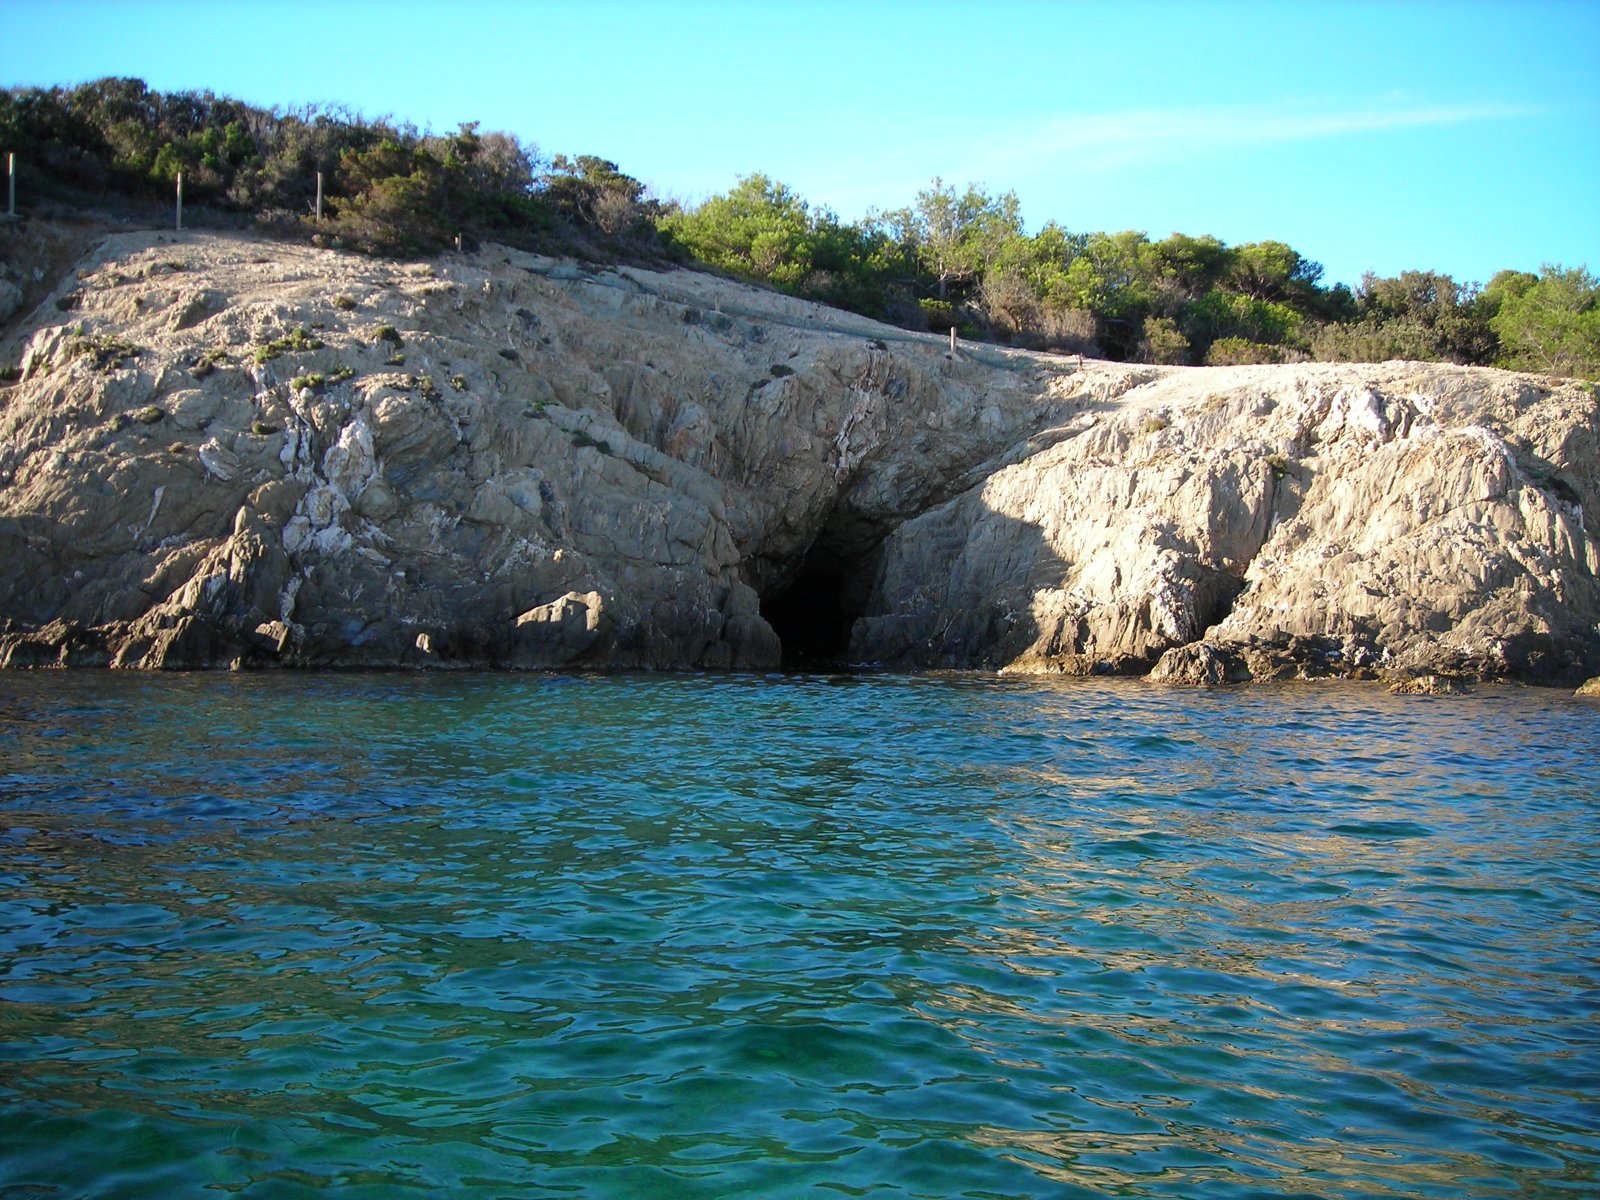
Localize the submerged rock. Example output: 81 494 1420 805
1 228 1597 684
1387 675 1472 696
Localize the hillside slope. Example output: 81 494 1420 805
1 226 1596 684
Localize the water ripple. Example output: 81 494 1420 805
1 673 1597 1198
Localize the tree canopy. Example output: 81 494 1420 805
1487 266 1600 377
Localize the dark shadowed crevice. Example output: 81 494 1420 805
760 555 868 671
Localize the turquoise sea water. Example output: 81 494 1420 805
0 672 1596 1199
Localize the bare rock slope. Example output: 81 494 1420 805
1 227 1596 684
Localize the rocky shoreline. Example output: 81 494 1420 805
2 226 1598 689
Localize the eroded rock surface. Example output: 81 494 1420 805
860 363 1600 686
0 229 1066 670
1 226 1596 684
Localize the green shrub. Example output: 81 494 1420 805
1141 316 1190 365
66 332 142 371
332 294 357 310
290 372 326 391
1488 265 1600 378
1204 337 1287 366
254 327 323 364
133 404 164 424
918 298 956 331
374 324 403 345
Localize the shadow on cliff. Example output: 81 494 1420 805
809 449 1309 676
766 508 1065 674
755 376 1166 673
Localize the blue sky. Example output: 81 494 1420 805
3 0 1596 288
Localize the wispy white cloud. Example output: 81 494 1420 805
771 98 1540 221
970 99 1539 177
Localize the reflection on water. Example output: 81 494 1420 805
1 673 1597 1198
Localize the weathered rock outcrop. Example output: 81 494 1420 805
859 362 1600 686
0 227 1071 670
1 224 1597 684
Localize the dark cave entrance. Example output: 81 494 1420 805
761 558 865 671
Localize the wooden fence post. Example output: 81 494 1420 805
6 153 14 218
176 172 183 231
315 171 323 220
949 325 957 354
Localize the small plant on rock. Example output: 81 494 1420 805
254 327 324 365
66 332 143 372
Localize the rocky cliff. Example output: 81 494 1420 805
2 224 1597 685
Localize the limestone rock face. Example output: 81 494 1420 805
1 227 1596 684
0 229 1064 670
510 590 612 667
856 363 1600 685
